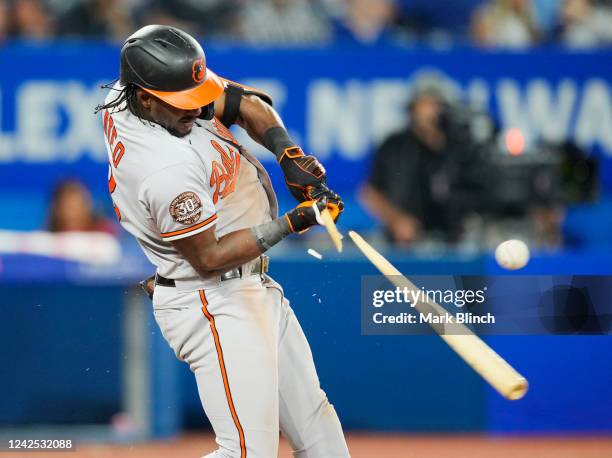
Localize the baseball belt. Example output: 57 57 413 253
155 254 269 287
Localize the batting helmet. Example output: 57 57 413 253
120 25 224 110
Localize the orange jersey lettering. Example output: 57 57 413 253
209 139 241 204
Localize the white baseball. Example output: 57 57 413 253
495 239 530 270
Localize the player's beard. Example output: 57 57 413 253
161 116 196 138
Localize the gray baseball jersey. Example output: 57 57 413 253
102 85 276 285
101 85 349 457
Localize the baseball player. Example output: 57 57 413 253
97 25 350 458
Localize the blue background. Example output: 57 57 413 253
2 251 611 433
2 44 612 236
1 43 612 435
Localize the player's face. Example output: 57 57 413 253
138 90 202 137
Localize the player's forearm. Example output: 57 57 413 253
189 219 291 277
236 93 339 209
235 94 287 150
184 202 324 278
193 229 265 277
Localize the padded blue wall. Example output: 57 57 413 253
2 253 610 433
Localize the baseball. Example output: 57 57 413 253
495 239 530 270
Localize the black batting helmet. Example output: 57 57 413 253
120 25 224 110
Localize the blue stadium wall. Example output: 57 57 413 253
1 43 612 235
1 252 611 433
1 43 612 433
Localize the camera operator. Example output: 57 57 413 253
359 81 485 246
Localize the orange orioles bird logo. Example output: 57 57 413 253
209 139 241 204
192 58 205 83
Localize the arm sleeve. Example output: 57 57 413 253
220 78 273 106
140 163 217 242
218 78 274 127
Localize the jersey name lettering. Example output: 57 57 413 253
209 139 241 204
103 110 126 167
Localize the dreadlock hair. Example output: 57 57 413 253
95 80 140 117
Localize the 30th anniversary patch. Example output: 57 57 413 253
170 191 202 225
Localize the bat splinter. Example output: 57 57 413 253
314 206 343 252
348 230 528 401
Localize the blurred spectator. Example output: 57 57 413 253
556 0 612 48
1 0 610 48
0 0 9 42
12 0 54 40
359 80 483 245
393 0 481 43
58 0 134 41
137 0 238 40
238 0 331 44
47 180 117 234
333 0 400 45
532 0 561 35
531 205 565 247
471 0 539 48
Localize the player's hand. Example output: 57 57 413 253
309 184 344 222
278 147 327 202
277 147 344 222
139 275 156 300
285 198 328 234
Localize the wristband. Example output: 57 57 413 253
263 126 296 159
251 217 291 252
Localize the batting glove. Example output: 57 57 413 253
285 198 329 234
